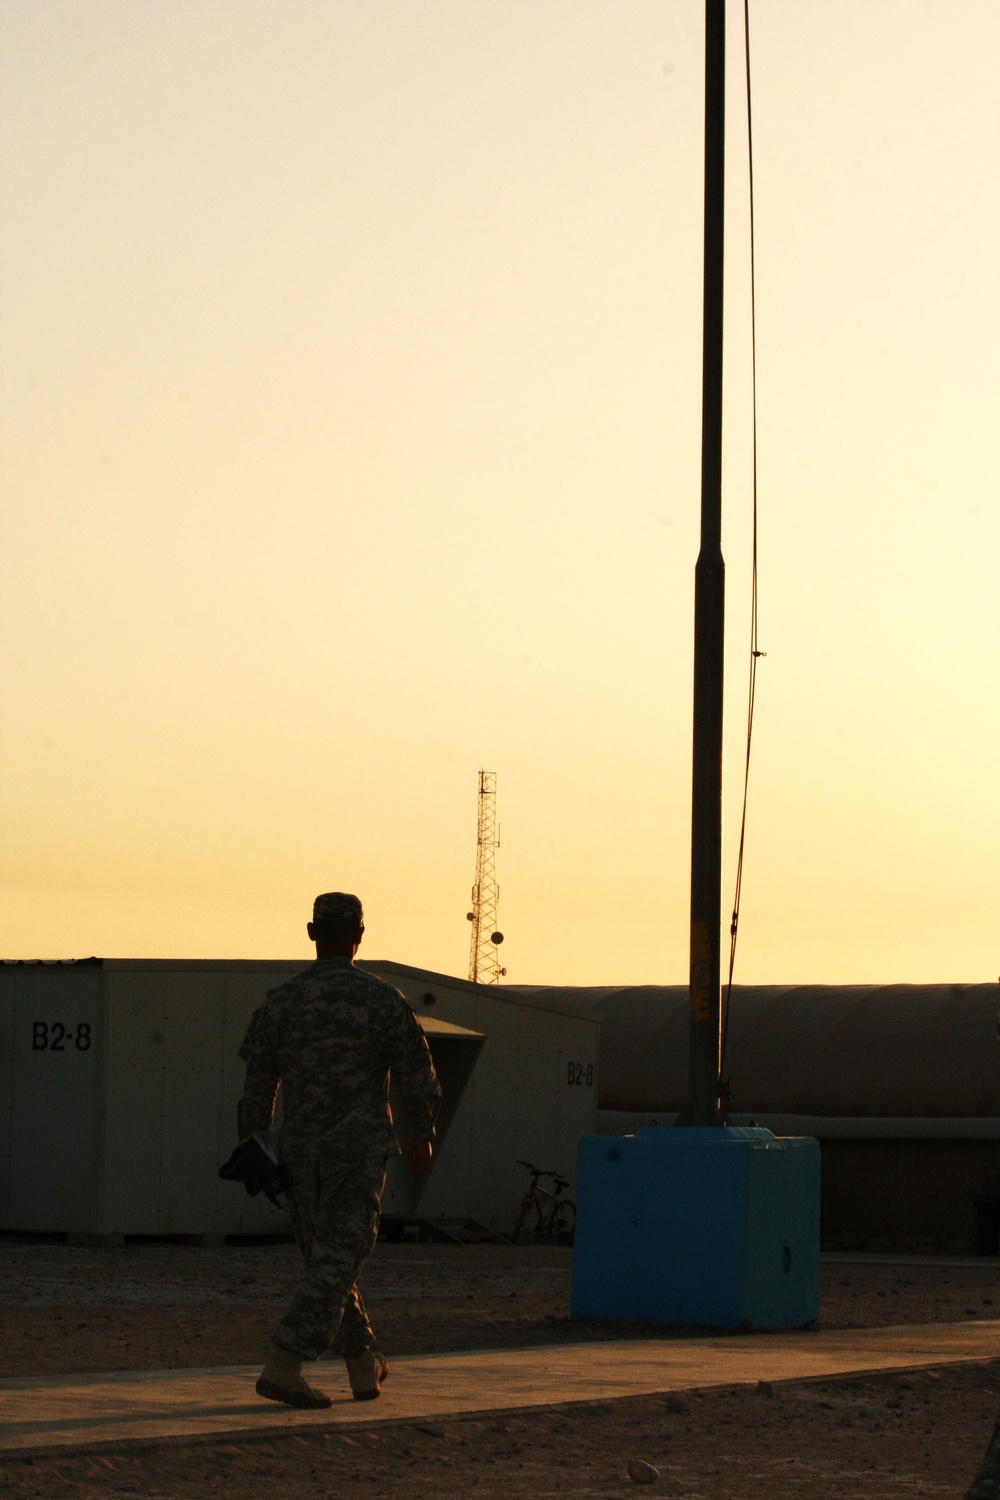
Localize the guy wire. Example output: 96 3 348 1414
721 0 764 1077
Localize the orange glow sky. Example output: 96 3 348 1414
2 2 998 985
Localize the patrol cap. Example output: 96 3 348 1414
312 891 364 927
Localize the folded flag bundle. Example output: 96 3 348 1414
218 1130 288 1207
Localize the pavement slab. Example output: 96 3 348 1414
2 1320 999 1457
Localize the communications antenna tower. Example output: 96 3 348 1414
466 770 505 984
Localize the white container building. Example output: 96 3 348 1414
369 961 599 1232
0 958 598 1242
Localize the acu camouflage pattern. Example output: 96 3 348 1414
276 1150 387 1360
236 957 442 1159
312 891 363 926
237 957 442 1362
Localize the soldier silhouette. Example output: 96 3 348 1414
237 892 441 1406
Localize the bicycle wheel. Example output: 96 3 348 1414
511 1193 536 1245
549 1198 576 1247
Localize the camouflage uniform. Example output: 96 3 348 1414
238 898 441 1363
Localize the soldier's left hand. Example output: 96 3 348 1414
407 1137 433 1174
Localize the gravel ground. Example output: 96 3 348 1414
2 1238 1000 1498
3 1240 1000 1376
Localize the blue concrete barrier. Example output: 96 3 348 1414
570 1126 820 1329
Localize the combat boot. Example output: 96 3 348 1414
256 1342 332 1409
345 1348 389 1401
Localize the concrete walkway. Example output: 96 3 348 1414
3 1321 999 1458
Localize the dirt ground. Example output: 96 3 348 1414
2 1238 1000 1498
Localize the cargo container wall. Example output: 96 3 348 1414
368 963 599 1234
0 964 104 1233
99 962 298 1237
3 958 597 1240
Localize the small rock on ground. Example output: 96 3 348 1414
627 1458 659 1484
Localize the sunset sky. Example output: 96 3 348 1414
2 1 998 986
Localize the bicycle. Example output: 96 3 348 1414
510 1159 576 1246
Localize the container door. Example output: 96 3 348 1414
1 966 102 1232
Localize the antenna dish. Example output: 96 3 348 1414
490 931 504 945
466 912 474 921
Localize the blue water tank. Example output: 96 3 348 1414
570 1126 820 1329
